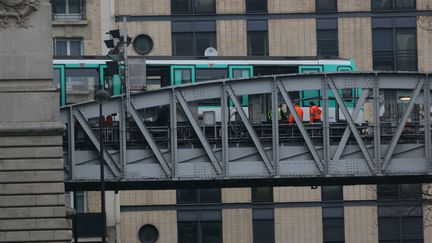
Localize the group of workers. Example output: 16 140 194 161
274 101 322 123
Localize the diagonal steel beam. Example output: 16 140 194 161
226 85 274 174
129 104 171 177
271 77 280 175
175 90 223 175
333 89 371 161
74 109 121 177
382 78 425 172
328 78 375 173
277 81 324 173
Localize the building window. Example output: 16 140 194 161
377 184 423 242
51 0 86 20
65 191 86 213
172 21 216 56
178 210 222 243
247 20 268 56
316 0 337 12
253 209 274 243
177 188 221 204
251 187 273 202
317 19 338 57
246 0 267 13
171 0 215 15
54 38 83 56
372 0 416 11
322 186 344 243
372 17 417 71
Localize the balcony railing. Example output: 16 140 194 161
52 0 86 21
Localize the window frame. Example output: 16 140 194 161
371 0 416 11
252 209 275 243
316 0 338 13
52 0 86 20
172 21 217 56
316 18 339 57
171 0 216 15
177 210 223 243
372 17 417 71
54 38 84 56
247 20 269 56
246 0 268 14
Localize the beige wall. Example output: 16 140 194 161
268 0 315 13
121 211 177 243
344 185 376 200
223 209 253 243
125 21 172 56
344 206 378 243
274 186 321 202
222 188 251 203
417 19 432 72
115 0 170 15
417 0 432 10
120 190 176 205
217 0 245 13
338 17 373 71
275 207 323 243
338 0 371 12
217 20 247 56
269 19 316 56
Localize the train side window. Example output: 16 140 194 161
53 68 61 89
174 69 192 84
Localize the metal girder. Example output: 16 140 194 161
322 76 330 173
382 78 425 172
424 76 431 163
373 76 382 172
129 104 171 177
226 84 274 174
221 84 229 176
271 77 280 175
277 81 325 173
175 90 223 175
332 89 371 161
328 78 376 173
170 89 178 178
73 109 121 177
66 107 74 180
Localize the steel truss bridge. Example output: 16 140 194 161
62 72 432 190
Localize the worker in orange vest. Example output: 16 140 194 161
288 103 304 123
309 101 322 123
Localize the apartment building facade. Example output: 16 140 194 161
51 0 432 242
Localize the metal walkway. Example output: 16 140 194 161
61 72 432 190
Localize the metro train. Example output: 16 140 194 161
53 56 359 122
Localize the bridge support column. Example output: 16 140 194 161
0 1 72 242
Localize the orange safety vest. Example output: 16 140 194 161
288 105 304 123
310 105 322 123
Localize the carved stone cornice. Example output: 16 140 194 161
0 0 40 28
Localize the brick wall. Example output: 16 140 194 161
120 211 177 243
120 190 176 205
338 17 373 71
343 185 376 200
84 0 102 55
222 188 251 203
338 0 371 11
223 209 253 243
268 0 315 13
217 0 245 13
417 19 432 72
274 186 321 202
275 207 323 243
124 21 172 56
115 0 170 15
269 19 316 56
217 20 247 56
344 206 378 243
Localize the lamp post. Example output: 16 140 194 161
94 89 111 243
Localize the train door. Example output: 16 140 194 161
54 65 66 106
170 66 195 85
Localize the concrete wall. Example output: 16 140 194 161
124 21 172 56
338 0 371 11
223 209 253 243
115 0 170 15
217 0 245 13
0 0 71 242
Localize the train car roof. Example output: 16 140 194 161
53 55 353 66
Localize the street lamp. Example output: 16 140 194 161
94 89 111 243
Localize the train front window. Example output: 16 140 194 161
195 68 228 82
64 68 99 104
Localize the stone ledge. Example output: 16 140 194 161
0 122 65 135
52 20 88 26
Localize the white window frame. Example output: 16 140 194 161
54 38 84 56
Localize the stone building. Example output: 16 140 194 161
51 0 432 242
